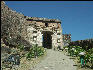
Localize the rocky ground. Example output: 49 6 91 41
1 46 46 70
30 49 77 70
1 46 92 70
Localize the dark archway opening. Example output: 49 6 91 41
42 31 52 49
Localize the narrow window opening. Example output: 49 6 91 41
45 23 48 27
33 31 37 33
57 33 60 35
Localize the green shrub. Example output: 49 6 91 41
18 44 24 51
85 48 93 63
26 45 45 60
68 45 93 67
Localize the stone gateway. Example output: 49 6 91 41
25 17 64 50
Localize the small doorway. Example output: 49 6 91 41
42 31 52 49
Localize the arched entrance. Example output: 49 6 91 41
42 31 53 49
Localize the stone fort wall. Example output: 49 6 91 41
1 1 64 49
1 1 29 47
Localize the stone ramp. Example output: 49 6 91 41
30 49 77 70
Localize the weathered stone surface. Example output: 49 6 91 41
1 1 64 49
1 1 29 48
26 16 64 49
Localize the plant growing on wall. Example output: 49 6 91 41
26 45 45 60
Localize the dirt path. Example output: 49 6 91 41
30 49 77 70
